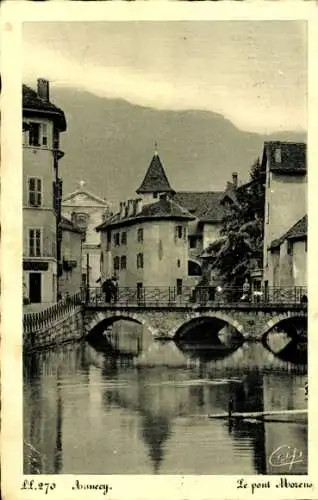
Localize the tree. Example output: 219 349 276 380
206 159 265 292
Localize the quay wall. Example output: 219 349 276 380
24 304 84 352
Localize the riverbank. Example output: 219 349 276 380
23 294 83 352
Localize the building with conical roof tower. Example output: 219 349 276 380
136 147 175 205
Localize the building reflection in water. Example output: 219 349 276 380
23 321 307 475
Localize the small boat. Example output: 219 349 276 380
208 408 307 420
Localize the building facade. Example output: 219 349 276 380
59 216 84 297
23 79 66 304
262 141 307 289
62 183 112 288
97 150 229 292
267 215 307 289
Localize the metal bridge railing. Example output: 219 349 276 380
82 286 307 308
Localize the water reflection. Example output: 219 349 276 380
23 323 307 475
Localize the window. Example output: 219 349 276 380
137 228 144 243
176 279 183 295
29 123 41 147
120 256 127 269
153 193 158 199
73 212 89 230
121 232 127 245
114 256 120 270
175 225 183 239
189 236 196 249
177 259 181 268
137 253 144 269
28 178 42 207
42 123 48 146
114 233 120 246
29 228 42 257
287 240 293 255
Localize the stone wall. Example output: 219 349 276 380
83 305 307 341
24 306 84 352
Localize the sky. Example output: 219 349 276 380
23 21 307 135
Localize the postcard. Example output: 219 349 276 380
1 3 317 499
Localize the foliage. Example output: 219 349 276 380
207 159 265 288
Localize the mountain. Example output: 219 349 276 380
52 87 306 208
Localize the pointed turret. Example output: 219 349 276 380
136 147 175 197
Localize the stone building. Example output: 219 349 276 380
267 215 307 289
97 149 229 292
23 79 66 304
262 141 307 290
62 182 111 288
59 216 85 298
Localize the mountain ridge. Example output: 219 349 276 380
50 87 306 207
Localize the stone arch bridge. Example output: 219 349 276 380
83 303 307 342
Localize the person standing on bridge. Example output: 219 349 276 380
241 278 251 302
111 276 118 303
102 278 113 303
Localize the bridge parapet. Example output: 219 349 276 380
83 285 307 309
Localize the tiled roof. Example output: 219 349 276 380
60 216 83 234
136 153 175 194
23 84 67 131
262 141 306 173
96 197 195 231
173 191 225 222
269 215 307 249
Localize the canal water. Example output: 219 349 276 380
23 322 307 475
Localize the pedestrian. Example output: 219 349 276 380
111 275 118 303
241 278 250 302
102 278 112 303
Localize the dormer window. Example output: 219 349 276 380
274 147 282 164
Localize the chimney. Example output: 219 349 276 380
232 172 238 189
119 202 124 219
126 200 133 218
37 78 50 102
102 206 112 222
136 198 143 215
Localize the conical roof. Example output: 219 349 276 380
136 153 175 194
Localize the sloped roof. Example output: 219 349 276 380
173 191 225 222
136 153 175 194
262 141 306 174
23 84 67 131
60 216 83 234
269 215 307 250
96 198 195 231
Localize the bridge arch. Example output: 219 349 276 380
173 312 246 341
85 311 156 337
259 310 307 339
